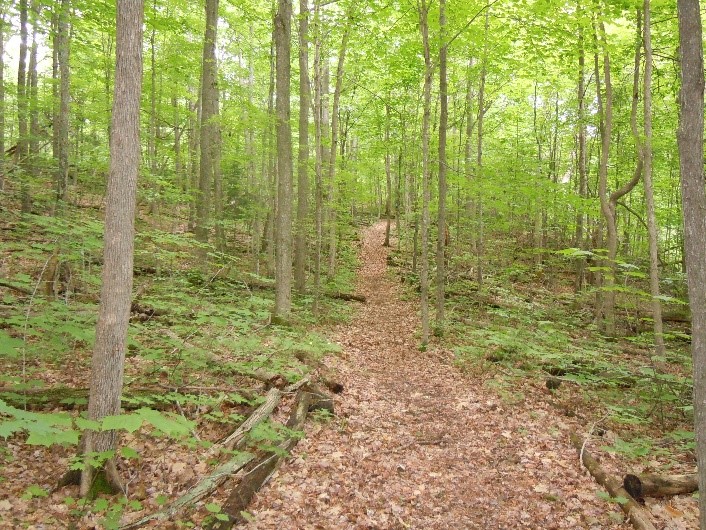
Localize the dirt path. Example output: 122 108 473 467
248 222 626 529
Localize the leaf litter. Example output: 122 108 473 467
246 222 660 529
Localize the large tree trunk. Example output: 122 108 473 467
435 0 448 334
641 0 665 356
294 0 310 293
195 0 220 245
273 0 294 320
55 0 70 205
80 0 144 497
676 1 706 527
418 0 432 347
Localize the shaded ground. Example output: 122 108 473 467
247 222 634 529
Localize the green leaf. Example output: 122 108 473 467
205 503 222 513
74 417 101 432
23 485 49 499
120 446 140 460
102 414 143 433
136 408 194 436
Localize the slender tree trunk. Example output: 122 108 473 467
148 0 158 214
642 0 665 356
312 0 324 310
195 0 220 245
575 8 587 292
28 0 39 160
476 10 489 289
56 0 70 205
0 8 6 192
676 3 706 527
326 15 352 278
273 0 293 320
80 0 144 497
384 104 392 247
465 57 475 251
594 16 617 336
435 0 448 334
294 0 310 293
419 0 432 347
17 0 30 213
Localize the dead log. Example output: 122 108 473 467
119 388 284 530
0 280 33 295
623 473 698 499
570 433 656 530
0 385 253 411
293 350 344 395
329 292 366 303
206 390 314 529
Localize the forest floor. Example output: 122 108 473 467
244 221 657 529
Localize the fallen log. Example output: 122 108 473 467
119 388 283 530
329 292 366 303
570 433 656 530
0 280 33 295
623 473 698 499
0 385 253 411
206 390 314 529
293 350 344 395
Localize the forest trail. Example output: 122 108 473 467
248 222 626 529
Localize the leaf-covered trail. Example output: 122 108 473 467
248 222 626 529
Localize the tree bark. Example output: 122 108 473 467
574 5 587 292
0 7 5 192
17 0 30 213
435 0 448 334
273 0 294 320
294 0 310 293
570 433 656 530
418 0 432 347
641 0 665 357
195 0 220 245
676 1 706 527
55 0 71 205
80 0 144 497
384 104 392 247
326 14 352 278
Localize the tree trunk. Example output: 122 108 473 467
676 1 706 527
574 6 587 292
28 0 39 161
17 0 30 213
273 0 293 320
0 8 6 192
294 0 310 293
641 0 665 356
435 0 448 334
80 0 144 497
418 0 432 347
384 104 392 247
195 0 220 245
56 0 70 205
476 10 489 289
326 15 352 279
312 0 324 311
594 16 616 336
